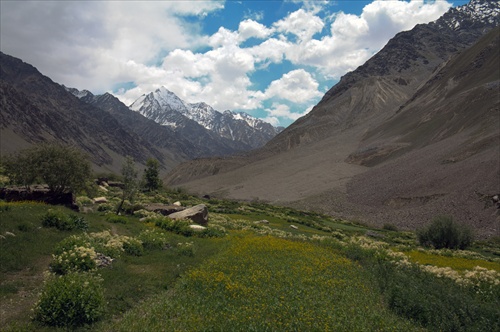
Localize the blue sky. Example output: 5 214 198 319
1 0 469 127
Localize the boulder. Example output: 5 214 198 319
173 201 182 207
168 204 208 225
145 203 185 216
290 225 298 230
93 197 108 204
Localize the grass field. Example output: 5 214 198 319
1 191 499 331
104 234 421 331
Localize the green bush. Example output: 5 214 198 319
50 246 97 274
33 272 105 327
417 216 474 250
97 203 114 212
123 238 144 256
41 210 88 231
69 214 88 230
155 218 194 237
4 143 91 194
137 229 170 251
374 261 499 331
106 214 128 224
41 209 73 230
54 234 92 255
199 226 226 238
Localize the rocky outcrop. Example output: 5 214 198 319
168 204 208 225
0 186 76 209
145 203 185 216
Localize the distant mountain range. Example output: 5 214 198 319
0 54 282 174
128 86 283 148
164 0 500 237
1 0 498 236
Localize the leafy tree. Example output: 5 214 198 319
3 143 91 194
143 158 162 192
116 156 138 214
417 215 474 250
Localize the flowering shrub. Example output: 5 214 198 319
33 272 105 327
54 231 144 260
54 234 93 255
155 218 194 236
133 209 159 219
87 231 124 257
50 246 98 274
97 202 114 212
137 229 170 250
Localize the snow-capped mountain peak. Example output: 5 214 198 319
436 0 499 31
129 87 282 148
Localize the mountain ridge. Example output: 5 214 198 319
129 86 283 149
164 0 500 237
0 52 168 172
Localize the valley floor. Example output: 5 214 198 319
1 191 499 331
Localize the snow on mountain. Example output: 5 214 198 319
437 0 499 31
129 86 282 148
128 87 190 128
63 85 92 99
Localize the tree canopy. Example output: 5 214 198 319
3 143 91 194
143 158 162 192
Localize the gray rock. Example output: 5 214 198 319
145 203 185 216
168 204 208 225
96 253 113 268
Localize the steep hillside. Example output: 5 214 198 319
0 53 168 172
70 90 241 160
165 0 500 237
266 0 499 153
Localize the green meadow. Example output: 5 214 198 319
0 189 499 331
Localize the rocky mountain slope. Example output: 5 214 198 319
130 87 282 149
165 0 500 237
0 52 171 173
68 88 250 159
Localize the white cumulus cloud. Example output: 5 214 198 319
264 69 322 103
0 0 457 127
274 8 325 42
238 19 273 41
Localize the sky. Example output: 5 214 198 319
0 0 469 127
